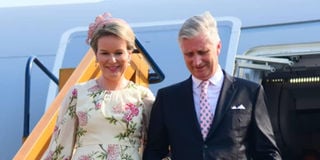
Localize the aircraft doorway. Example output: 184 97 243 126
262 70 320 160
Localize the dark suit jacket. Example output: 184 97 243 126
143 71 281 160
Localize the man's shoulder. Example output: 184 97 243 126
158 78 190 92
235 77 259 85
224 72 260 89
232 76 261 90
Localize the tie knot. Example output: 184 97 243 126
201 80 209 90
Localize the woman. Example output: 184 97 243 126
42 13 155 160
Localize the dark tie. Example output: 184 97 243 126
200 81 213 139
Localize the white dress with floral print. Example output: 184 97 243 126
42 79 155 160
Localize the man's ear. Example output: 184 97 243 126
217 41 222 55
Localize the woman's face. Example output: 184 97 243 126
96 35 131 81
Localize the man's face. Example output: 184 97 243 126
180 33 221 80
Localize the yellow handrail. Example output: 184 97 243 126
14 49 149 160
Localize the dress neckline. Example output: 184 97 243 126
94 79 132 93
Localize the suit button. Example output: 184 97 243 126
204 145 208 149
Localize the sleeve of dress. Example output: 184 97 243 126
41 86 78 160
141 88 155 145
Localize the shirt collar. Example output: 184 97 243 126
192 65 224 88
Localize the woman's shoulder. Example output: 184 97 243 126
127 81 149 91
75 79 97 87
127 81 154 96
70 79 99 92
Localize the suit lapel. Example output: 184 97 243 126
207 72 238 138
182 77 204 140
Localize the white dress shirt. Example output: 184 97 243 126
192 66 224 123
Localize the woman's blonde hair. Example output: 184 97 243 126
87 13 135 53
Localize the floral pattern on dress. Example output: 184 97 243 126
88 85 104 110
104 100 141 158
43 144 70 160
75 85 105 146
77 111 88 126
67 88 78 118
42 79 155 160
106 144 121 160
123 103 139 122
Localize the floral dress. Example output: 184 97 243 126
42 79 155 160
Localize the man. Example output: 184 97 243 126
143 11 281 160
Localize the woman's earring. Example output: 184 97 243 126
127 56 131 66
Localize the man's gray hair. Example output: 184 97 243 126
178 11 220 43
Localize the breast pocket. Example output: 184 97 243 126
231 109 252 130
